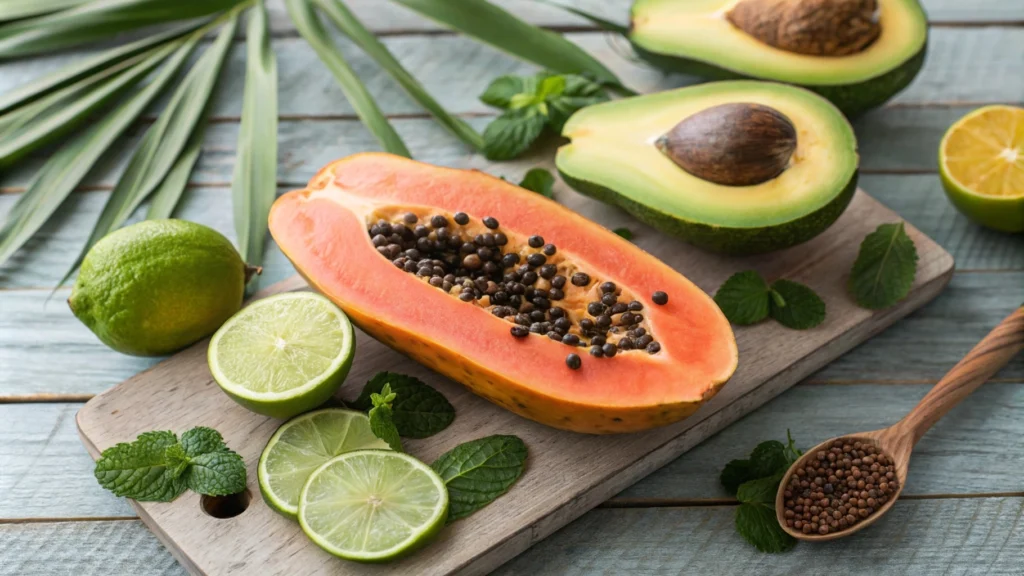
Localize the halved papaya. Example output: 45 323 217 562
269 153 737 434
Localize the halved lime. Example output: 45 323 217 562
258 409 389 518
299 450 449 563
208 292 354 419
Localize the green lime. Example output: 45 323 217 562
299 450 449 563
69 219 253 356
208 292 354 419
258 408 389 518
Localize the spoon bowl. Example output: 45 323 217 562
776 306 1024 542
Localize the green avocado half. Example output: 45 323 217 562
628 0 928 116
556 80 859 255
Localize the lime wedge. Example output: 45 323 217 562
258 409 389 518
299 450 449 563
208 292 354 419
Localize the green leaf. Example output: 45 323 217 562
735 503 796 553
720 459 756 496
613 227 633 241
518 168 555 198
164 443 192 480
0 0 246 59
391 0 623 88
368 383 403 451
93 431 187 502
545 75 607 131
0 0 86 23
0 22 198 115
749 440 790 478
58 18 236 287
352 372 455 439
431 435 527 523
0 37 194 268
714 271 771 326
480 75 527 109
180 427 229 458
736 472 784 506
231 0 278 272
315 0 482 151
483 107 547 161
186 451 247 496
531 0 630 36
849 222 918 310
146 120 206 220
769 279 826 330
286 0 409 157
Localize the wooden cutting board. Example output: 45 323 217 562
77 187 953 576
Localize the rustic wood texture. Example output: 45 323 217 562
74 186 952 575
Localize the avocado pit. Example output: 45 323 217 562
656 102 798 186
727 0 881 57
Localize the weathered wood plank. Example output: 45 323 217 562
0 28 1019 128
7 380 1024 518
5 497 1024 576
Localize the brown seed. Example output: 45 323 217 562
571 272 591 287
463 254 482 270
483 216 499 229
543 243 557 256
453 212 469 225
528 235 544 248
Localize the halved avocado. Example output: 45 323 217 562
556 80 859 255
629 0 928 116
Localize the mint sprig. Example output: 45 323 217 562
849 222 918 310
368 383 403 452
518 168 555 198
431 435 527 523
94 427 245 502
480 71 608 161
714 271 825 330
353 372 455 439
722 432 801 553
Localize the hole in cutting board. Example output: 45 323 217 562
201 488 252 519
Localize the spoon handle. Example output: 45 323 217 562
897 306 1024 446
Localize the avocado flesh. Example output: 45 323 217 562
556 81 859 255
629 0 928 116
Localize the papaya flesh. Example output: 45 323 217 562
269 153 737 434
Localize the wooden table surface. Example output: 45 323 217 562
2 1 1023 574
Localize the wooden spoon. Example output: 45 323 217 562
775 305 1024 542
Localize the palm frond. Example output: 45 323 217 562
0 0 87 23
286 0 410 157
315 0 482 151
232 0 278 273
146 122 204 220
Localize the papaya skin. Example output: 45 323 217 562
269 154 738 434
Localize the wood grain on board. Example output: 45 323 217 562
75 186 953 575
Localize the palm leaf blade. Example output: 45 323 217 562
286 0 409 157
0 0 87 23
232 0 278 270
0 35 196 267
390 0 623 87
315 0 481 150
146 122 205 220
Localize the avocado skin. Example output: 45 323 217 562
559 169 859 255
630 43 926 118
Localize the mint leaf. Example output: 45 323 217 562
164 444 191 480
714 271 771 326
849 222 918 310
721 435 801 495
613 227 633 241
94 431 187 502
483 107 546 161
180 427 228 457
750 440 790 477
769 279 826 330
546 76 608 131
431 435 527 523
480 75 526 108
368 383 403 452
186 451 246 496
736 503 796 553
736 472 785 506
353 372 455 439
720 458 757 496
518 168 555 198
536 74 566 100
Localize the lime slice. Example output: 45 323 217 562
299 450 449 563
939 104 1024 232
258 409 389 518
208 292 354 419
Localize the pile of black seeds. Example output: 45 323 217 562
369 211 668 370
781 439 899 536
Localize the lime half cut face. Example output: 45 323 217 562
258 409 389 518
208 291 355 419
298 450 449 563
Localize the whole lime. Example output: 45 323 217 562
69 220 252 356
